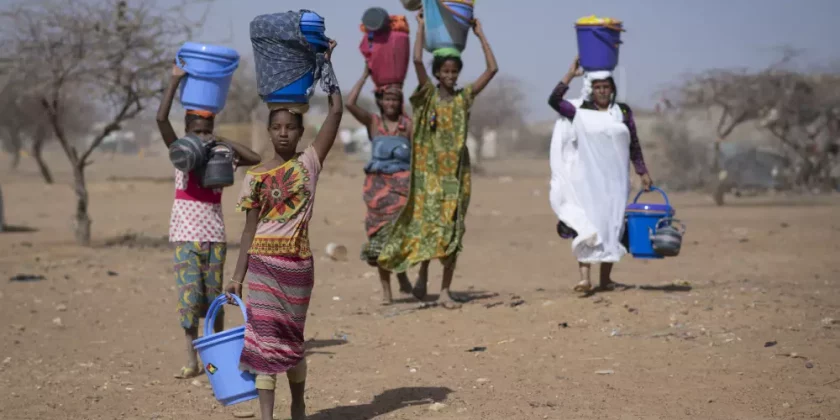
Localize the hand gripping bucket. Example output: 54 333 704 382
192 294 257 406
624 187 675 259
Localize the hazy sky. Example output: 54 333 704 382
176 0 838 120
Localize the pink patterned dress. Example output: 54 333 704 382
235 146 321 375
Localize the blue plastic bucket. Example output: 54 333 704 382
177 42 240 114
625 187 675 259
262 71 315 104
192 294 257 406
575 25 622 71
444 1 473 26
301 12 329 53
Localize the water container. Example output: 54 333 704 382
651 217 686 257
359 26 410 87
423 0 469 52
575 24 622 71
201 142 235 189
362 7 390 32
177 42 240 114
624 187 675 259
262 71 315 104
401 0 422 11
443 1 474 26
301 12 329 53
169 133 209 173
193 294 257 406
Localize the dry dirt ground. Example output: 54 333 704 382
1 150 839 420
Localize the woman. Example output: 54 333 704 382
346 67 414 304
226 40 341 420
378 14 498 309
155 63 261 380
547 56 653 293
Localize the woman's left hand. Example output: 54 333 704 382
325 39 338 61
472 18 484 36
640 173 653 191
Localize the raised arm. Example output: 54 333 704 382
156 64 185 147
312 40 343 164
413 13 430 88
346 66 374 128
548 57 583 119
469 19 498 97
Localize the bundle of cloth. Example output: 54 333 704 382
549 70 630 263
359 14 411 94
250 9 339 114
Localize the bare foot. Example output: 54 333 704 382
396 273 412 295
437 290 462 310
290 402 305 420
573 280 592 293
599 279 617 291
412 275 428 301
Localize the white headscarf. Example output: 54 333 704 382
571 70 622 121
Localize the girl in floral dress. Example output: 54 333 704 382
378 15 498 308
226 40 341 420
156 63 261 380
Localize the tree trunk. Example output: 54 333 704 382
72 164 92 245
32 128 53 184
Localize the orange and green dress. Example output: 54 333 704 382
378 81 474 272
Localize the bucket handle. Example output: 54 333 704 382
176 50 240 79
631 186 670 207
653 217 686 235
590 28 623 50
204 294 247 338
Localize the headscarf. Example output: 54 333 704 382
432 47 461 58
374 83 403 96
266 102 310 115
184 109 215 127
581 70 613 101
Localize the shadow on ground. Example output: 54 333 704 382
304 338 347 356
1 225 38 233
307 386 453 420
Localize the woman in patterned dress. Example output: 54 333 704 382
226 40 341 420
156 63 261 380
346 66 414 304
378 15 498 309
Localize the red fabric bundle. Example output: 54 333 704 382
359 15 411 88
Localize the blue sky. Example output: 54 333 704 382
177 0 838 120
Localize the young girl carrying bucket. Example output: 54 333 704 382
226 39 342 420
156 63 262 380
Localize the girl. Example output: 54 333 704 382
226 40 341 420
346 67 414 304
156 63 261 380
378 14 498 309
547 56 653 293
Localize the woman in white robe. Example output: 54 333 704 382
548 57 653 293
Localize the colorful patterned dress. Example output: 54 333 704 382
360 114 412 266
170 169 227 330
236 146 321 376
378 81 474 273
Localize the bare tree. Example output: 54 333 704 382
468 74 526 171
216 58 261 124
0 0 211 245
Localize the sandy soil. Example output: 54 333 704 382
1 150 839 420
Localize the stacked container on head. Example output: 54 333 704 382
359 8 411 89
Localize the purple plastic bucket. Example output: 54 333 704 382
576 25 622 71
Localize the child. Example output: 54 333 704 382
156 63 261 380
226 40 341 420
377 14 498 308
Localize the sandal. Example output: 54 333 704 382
174 365 204 379
573 280 592 293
